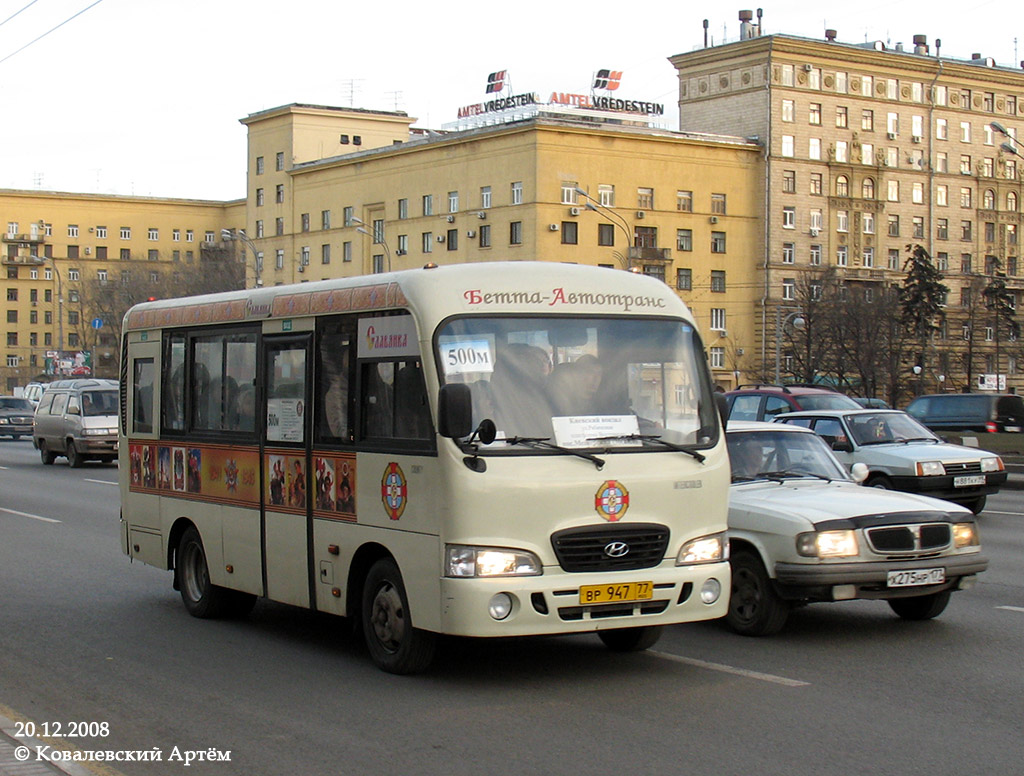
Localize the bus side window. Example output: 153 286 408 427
361 362 394 439
133 357 155 434
162 333 186 433
394 360 432 440
316 326 354 444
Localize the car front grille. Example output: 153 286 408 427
866 523 952 554
551 523 669 572
944 461 982 475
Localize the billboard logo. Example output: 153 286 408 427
485 71 507 94
592 69 623 91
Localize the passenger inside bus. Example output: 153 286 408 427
548 354 602 416
489 343 554 437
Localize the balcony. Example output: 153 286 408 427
2 232 46 244
627 246 671 262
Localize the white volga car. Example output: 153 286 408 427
725 422 988 636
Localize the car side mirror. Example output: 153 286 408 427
437 383 473 439
831 438 853 453
850 462 869 483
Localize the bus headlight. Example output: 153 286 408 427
953 523 980 548
797 530 859 558
445 545 542 577
676 533 726 565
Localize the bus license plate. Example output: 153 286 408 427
887 568 945 588
579 582 653 604
954 475 985 488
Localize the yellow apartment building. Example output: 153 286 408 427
238 103 764 388
1 190 243 388
670 15 1024 392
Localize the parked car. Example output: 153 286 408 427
774 409 1005 514
0 396 36 439
724 384 861 422
32 379 119 467
725 422 988 636
853 397 890 409
905 392 1024 434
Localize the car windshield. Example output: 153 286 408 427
726 429 850 482
0 398 33 411
82 390 118 417
797 394 862 411
436 315 718 451
846 412 939 446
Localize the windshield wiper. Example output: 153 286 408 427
504 436 606 470
758 469 833 482
587 434 706 463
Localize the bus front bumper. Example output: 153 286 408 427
438 561 730 638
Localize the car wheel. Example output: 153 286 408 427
176 526 251 619
726 550 790 636
964 496 986 515
39 441 56 465
66 440 83 468
888 590 951 621
597 626 663 652
867 474 892 489
361 558 436 674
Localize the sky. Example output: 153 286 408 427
0 0 1018 202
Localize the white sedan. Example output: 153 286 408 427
725 422 988 636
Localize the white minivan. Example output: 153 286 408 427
32 379 119 467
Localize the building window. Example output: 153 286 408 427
782 135 794 157
120 227 131 239
782 278 795 301
983 189 996 209
256 156 264 175
300 246 310 266
782 170 796 193
598 184 614 207
147 249 158 261
913 217 925 239
834 105 846 127
837 210 848 232
862 109 874 131
963 220 974 243
276 184 284 204
863 247 874 268
511 181 523 205
961 187 973 208
837 246 848 266
120 248 130 260
510 221 522 245
479 225 491 248
782 243 795 263
710 308 726 331
561 222 578 245
888 215 900 237
711 194 726 214
300 213 310 232
782 207 796 228
810 173 823 196
256 188 264 206
710 232 726 253
937 218 948 240
321 244 331 264
560 182 577 205
677 190 693 212
322 210 331 230
710 270 726 293
479 186 491 209
341 244 350 264
676 229 692 251
986 222 997 243
833 140 847 163
446 229 458 250
275 151 284 171
810 245 822 265
598 223 615 246
862 177 875 199
781 99 794 122
889 248 901 270
422 195 434 216
887 180 900 202
275 218 284 236
809 138 822 160
448 191 459 213
862 213 874 234
835 175 849 197
912 182 924 204
398 198 408 219
676 268 692 291
637 187 654 209
422 233 433 253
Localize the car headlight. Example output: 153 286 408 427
445 545 542 577
916 461 945 476
797 530 859 558
676 532 727 565
0 418 8 424
83 428 116 436
953 523 980 548
980 457 1004 473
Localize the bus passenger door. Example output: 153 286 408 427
261 334 314 609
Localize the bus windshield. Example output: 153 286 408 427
436 316 718 450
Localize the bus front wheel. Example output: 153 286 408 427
177 527 255 619
361 558 436 674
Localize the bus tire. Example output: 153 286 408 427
597 625 663 652
888 590 951 621
726 550 790 636
361 558 436 675
177 526 238 619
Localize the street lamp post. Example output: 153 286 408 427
774 307 805 384
574 187 633 269
220 228 263 287
352 217 392 273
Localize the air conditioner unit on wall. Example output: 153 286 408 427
437 234 447 242
569 207 581 216
810 227 819 236
635 211 645 219
446 215 455 223
549 223 560 231
477 211 487 219
803 63 813 72
710 216 719 224
887 132 897 140
466 230 476 238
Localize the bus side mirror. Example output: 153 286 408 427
438 384 473 439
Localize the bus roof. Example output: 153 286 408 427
122 262 696 334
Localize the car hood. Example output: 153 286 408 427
851 440 997 464
728 479 968 529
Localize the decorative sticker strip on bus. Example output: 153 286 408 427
381 462 408 521
124 282 407 331
128 442 260 508
266 451 358 522
595 480 630 522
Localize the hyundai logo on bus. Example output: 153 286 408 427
603 541 630 558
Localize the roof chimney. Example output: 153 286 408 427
739 10 758 40
825 29 837 42
936 39 942 57
913 34 928 55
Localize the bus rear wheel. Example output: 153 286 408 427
361 558 436 674
597 626 663 652
177 526 255 619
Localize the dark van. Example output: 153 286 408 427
905 393 1024 434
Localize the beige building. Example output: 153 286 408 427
670 17 1024 392
1 190 242 389
239 103 764 388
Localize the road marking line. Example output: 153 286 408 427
983 510 1024 516
996 606 1024 613
84 478 117 486
650 651 810 687
0 507 61 524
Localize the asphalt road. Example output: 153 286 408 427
1 438 1022 776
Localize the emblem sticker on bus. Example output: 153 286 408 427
595 480 630 522
381 462 408 520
